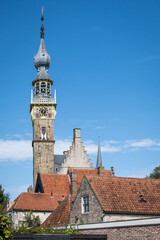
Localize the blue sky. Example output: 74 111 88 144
1 0 160 200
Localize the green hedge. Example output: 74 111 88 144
12 226 79 234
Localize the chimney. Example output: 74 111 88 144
73 128 81 143
97 166 105 175
27 185 33 193
71 169 77 197
111 166 115 176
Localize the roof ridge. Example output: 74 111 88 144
41 173 69 177
86 175 160 181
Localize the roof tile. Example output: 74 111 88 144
7 192 65 212
86 175 160 215
68 168 112 191
41 195 71 227
40 174 71 195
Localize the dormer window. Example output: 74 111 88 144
41 127 46 140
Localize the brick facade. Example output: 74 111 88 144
79 225 160 240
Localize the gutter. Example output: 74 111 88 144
74 217 160 230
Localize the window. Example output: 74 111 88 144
36 83 39 94
41 127 46 140
47 83 50 94
82 196 89 213
41 82 46 93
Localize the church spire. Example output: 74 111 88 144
96 136 102 168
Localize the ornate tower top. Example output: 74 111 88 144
30 8 57 188
96 136 102 168
40 6 44 39
33 8 52 86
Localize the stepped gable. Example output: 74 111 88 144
85 175 160 215
7 192 62 212
41 195 72 227
39 174 70 195
68 168 112 191
58 129 93 174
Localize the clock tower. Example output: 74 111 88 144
30 13 57 189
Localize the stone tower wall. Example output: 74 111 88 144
33 119 54 140
32 119 54 188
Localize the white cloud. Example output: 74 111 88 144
13 134 22 138
0 139 32 162
84 140 122 154
25 133 32 137
54 139 72 154
0 137 160 162
101 145 122 153
95 126 105 130
125 139 160 151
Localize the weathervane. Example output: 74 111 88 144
40 6 44 38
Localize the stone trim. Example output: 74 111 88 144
75 217 160 230
32 140 55 147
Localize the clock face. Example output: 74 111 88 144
39 107 48 116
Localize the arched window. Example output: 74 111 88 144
47 83 50 94
36 83 39 94
41 82 46 93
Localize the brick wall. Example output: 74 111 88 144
79 225 160 240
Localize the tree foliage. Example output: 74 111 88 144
146 166 160 179
23 211 40 228
0 214 13 240
0 184 10 214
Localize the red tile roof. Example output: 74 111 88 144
40 174 71 195
7 192 65 212
68 168 112 191
41 195 71 227
86 175 160 215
